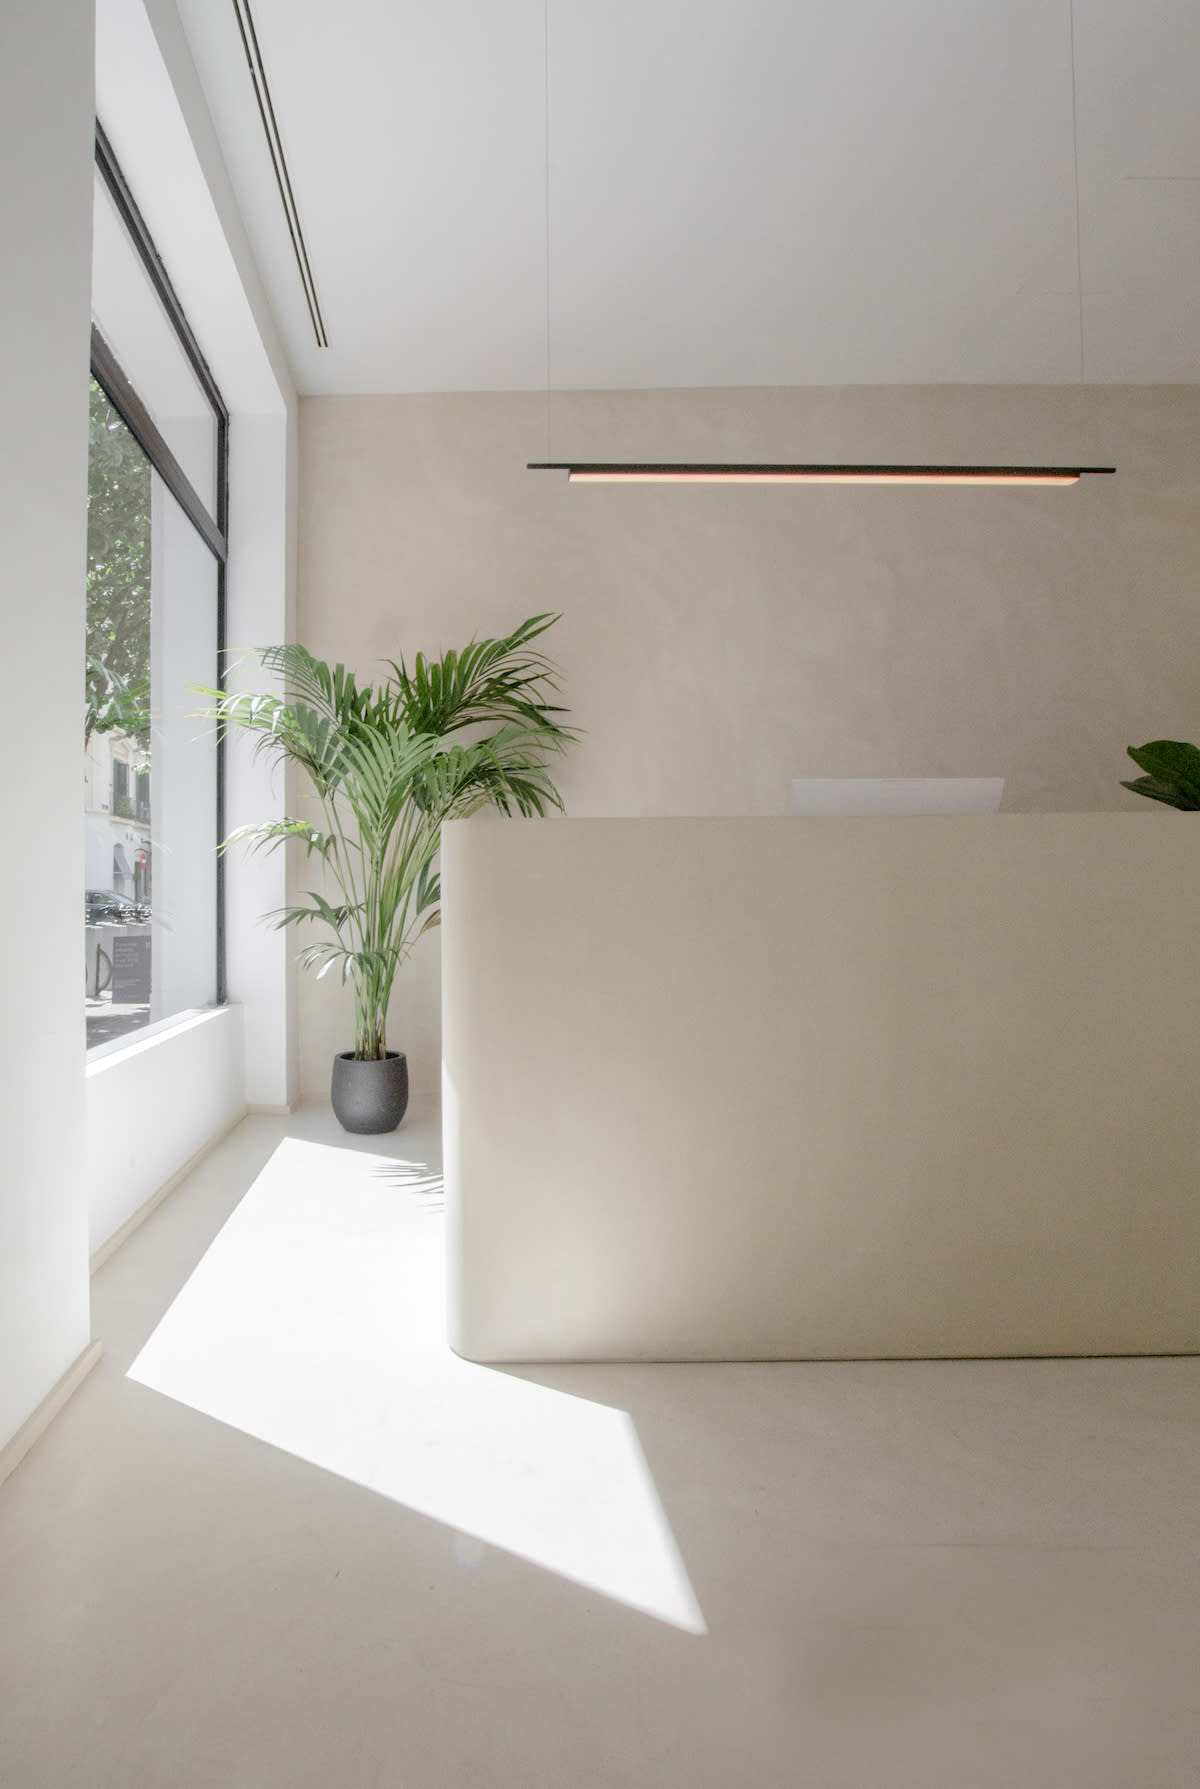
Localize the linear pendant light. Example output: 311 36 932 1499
527 463 1115 486
529 5 1112 492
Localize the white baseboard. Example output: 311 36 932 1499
89 1108 248 1274
0 1340 104 1491
246 1102 294 1115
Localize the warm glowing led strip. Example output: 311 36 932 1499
573 471 1082 486
528 463 1115 487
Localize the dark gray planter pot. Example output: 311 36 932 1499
331 1051 409 1134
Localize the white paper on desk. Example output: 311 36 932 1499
788 777 1005 816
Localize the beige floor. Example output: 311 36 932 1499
2 1107 1199 1788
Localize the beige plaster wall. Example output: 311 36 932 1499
296 385 1200 1107
443 814 1200 1361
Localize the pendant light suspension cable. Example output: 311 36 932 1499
1069 0 1087 387
542 0 553 461
527 2 1112 489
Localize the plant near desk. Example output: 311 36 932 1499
203 614 576 1129
1121 739 1200 810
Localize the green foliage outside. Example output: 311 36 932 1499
1122 740 1200 810
86 380 151 747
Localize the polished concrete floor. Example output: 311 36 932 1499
2 1107 1200 1787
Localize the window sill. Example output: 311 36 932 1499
86 1002 231 1074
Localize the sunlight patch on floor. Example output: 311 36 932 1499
128 1136 705 1634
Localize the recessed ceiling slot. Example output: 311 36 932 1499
231 0 329 348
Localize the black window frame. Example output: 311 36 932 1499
90 120 230 1005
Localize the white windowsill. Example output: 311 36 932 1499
86 1003 234 1074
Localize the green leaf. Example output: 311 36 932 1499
1125 741 1200 810
221 818 331 859
214 616 579 1050
1120 775 1200 811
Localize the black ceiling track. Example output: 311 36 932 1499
232 0 329 348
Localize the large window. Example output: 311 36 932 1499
85 123 228 1049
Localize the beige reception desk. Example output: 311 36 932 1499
441 815 1200 1362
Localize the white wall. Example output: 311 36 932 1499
296 385 1200 1108
87 1006 244 1257
95 0 299 1112
0 0 96 1446
223 412 298 1110
0 0 296 1458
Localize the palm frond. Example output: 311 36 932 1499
385 613 578 743
218 617 578 1056
266 893 359 934
221 818 331 859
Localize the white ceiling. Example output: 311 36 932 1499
174 0 1200 396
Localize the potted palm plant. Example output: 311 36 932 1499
207 614 576 1132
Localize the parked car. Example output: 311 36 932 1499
85 890 150 924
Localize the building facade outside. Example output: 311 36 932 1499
85 724 151 905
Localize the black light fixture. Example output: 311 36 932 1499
527 463 1115 487
528 5 1112 492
